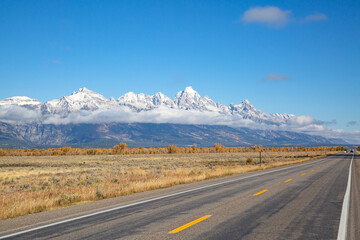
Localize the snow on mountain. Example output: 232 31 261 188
118 92 175 110
233 100 294 124
174 86 201 109
229 100 281 124
0 86 295 125
230 100 265 118
41 87 116 115
173 86 220 112
269 113 294 122
152 92 175 108
0 96 42 110
117 92 152 110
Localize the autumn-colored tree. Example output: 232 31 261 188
114 143 127 150
255 145 263 152
167 145 178 154
32 149 41 156
214 143 222 153
112 143 127 154
87 149 97 155
191 144 197 153
0 145 348 157
335 146 346 151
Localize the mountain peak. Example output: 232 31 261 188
122 91 136 96
0 96 41 108
72 87 93 95
182 86 202 97
184 86 196 93
242 99 251 105
3 96 34 101
239 99 256 112
78 87 89 92
78 87 93 93
153 92 170 100
175 86 200 98
174 86 202 109
0 87 295 126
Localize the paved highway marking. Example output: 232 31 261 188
254 189 268 196
284 179 292 182
317 167 321 169
169 215 211 233
311 169 315 171
0 157 330 240
301 173 306 176
337 153 354 240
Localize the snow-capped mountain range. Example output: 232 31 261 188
0 87 294 124
0 87 351 147
0 87 294 125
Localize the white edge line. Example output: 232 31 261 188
337 152 354 240
0 156 330 239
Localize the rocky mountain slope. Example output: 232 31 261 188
0 122 346 148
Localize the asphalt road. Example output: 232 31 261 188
348 152 360 240
0 153 354 240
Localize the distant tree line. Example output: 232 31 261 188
0 143 347 157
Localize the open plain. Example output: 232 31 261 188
0 151 355 240
0 150 337 220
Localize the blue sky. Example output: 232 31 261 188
0 0 359 133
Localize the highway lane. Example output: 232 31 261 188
0 153 353 239
348 152 360 240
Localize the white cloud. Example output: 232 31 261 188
304 13 327 22
241 6 292 28
1 105 359 144
40 107 360 143
309 129 360 145
289 115 315 126
42 106 257 127
241 7 328 28
0 105 41 122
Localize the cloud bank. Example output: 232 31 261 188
1 105 358 144
0 105 41 122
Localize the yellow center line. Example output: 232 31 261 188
317 167 321 169
301 173 306 175
311 169 315 171
284 179 292 182
253 189 268 196
169 215 212 233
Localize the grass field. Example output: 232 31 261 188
0 151 337 220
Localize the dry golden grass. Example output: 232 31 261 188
0 151 337 220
